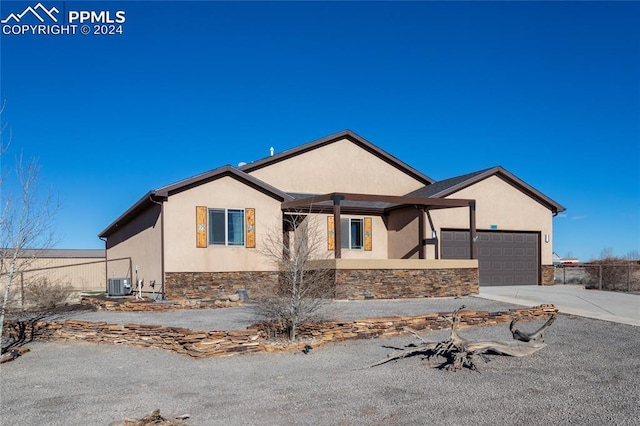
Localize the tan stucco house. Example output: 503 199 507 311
98 130 565 300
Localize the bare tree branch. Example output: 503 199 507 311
1 103 59 354
253 212 334 341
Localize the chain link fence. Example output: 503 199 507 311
554 264 640 293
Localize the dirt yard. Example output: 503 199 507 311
1 299 639 425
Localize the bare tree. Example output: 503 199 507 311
1 102 58 355
584 249 640 292
253 213 335 341
625 250 639 261
600 247 615 260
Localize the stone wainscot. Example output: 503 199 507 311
165 259 479 301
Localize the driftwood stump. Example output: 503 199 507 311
369 306 556 372
119 409 190 426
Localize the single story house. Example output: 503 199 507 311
98 130 565 300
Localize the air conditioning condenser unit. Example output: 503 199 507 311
108 278 131 296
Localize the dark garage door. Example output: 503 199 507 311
441 230 539 286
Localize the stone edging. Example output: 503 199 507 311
25 304 558 358
80 296 242 312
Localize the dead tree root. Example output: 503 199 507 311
368 306 556 372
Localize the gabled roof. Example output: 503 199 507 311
407 168 494 198
239 129 435 185
153 165 293 200
406 166 566 214
99 166 293 238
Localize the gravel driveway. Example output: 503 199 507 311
1 297 639 425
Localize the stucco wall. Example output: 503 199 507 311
386 207 453 260
247 138 426 195
106 204 162 285
322 214 389 260
386 207 422 259
163 176 283 272
429 175 555 265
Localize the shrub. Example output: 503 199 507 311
20 277 73 311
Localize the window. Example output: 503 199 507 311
208 208 245 246
340 218 363 249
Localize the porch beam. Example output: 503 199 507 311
330 193 472 207
281 192 474 211
281 194 335 210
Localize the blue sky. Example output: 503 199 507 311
1 1 638 261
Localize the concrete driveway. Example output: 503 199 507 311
475 284 640 326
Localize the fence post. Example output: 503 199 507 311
20 272 24 310
598 265 602 290
628 263 631 293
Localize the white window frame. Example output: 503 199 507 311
340 217 364 250
208 208 245 247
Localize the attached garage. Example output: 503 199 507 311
441 230 539 286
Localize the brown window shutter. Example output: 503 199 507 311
327 216 335 250
196 206 207 248
364 217 372 251
245 208 256 248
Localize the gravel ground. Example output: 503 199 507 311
1 298 639 425
65 296 519 330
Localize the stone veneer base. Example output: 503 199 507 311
165 267 479 300
541 265 555 286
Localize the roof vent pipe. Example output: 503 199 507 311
270 147 274 156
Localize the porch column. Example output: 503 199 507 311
469 201 477 259
332 194 344 259
418 207 426 259
426 209 439 259
282 214 291 259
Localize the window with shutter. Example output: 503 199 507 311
207 208 246 246
339 217 371 250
